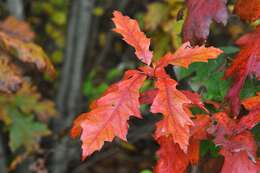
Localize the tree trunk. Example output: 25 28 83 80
51 0 94 172
6 0 24 20
0 134 7 173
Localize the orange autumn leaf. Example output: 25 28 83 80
236 112 260 134
139 89 158 105
151 68 193 152
188 115 211 165
70 112 88 139
112 11 153 65
154 136 189 173
191 115 211 140
181 90 209 113
242 92 260 111
68 9 260 173
156 42 223 68
155 115 210 172
236 94 260 133
188 138 200 165
71 70 146 159
234 0 260 22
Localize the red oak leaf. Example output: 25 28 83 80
151 68 193 152
236 112 260 134
139 89 158 105
71 70 146 159
224 27 260 116
221 131 257 161
208 112 259 167
183 0 228 44
220 132 259 173
182 90 209 113
155 115 210 172
188 115 211 165
220 150 260 173
209 113 259 173
156 42 223 68
191 115 211 140
140 89 209 113
235 113 260 133
234 0 260 22
242 92 260 111
207 112 236 146
154 136 189 173
235 93 260 133
188 138 200 165
138 66 154 77
112 11 153 65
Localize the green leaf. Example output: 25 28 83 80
9 109 50 152
200 140 220 158
51 11 66 25
140 169 152 173
240 78 260 100
252 124 260 141
178 46 239 101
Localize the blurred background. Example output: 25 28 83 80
0 0 259 173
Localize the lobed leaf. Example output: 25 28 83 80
151 68 193 152
71 70 146 159
224 27 260 115
154 136 189 173
9 111 50 152
220 149 259 173
183 0 228 44
156 42 223 68
112 11 153 65
154 115 210 173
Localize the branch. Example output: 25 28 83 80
52 0 95 173
0 133 7 173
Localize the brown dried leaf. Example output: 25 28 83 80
0 57 22 93
0 16 35 42
0 32 56 78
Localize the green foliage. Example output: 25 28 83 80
0 83 56 151
140 0 185 59
0 15 57 169
252 124 260 141
240 78 260 99
83 68 124 101
140 169 153 173
200 140 220 158
9 110 50 152
178 46 240 101
31 0 68 64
